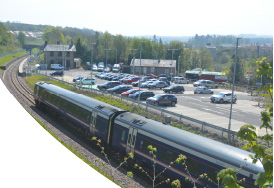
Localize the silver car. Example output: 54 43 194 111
194 86 213 94
210 92 237 103
147 81 169 89
174 77 190 84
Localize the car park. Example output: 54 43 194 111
50 71 63 76
147 81 169 89
128 90 155 100
97 81 122 90
163 85 185 93
210 92 237 103
193 80 218 88
121 89 143 97
194 86 214 94
106 85 132 94
173 77 189 84
146 94 177 106
76 78 96 85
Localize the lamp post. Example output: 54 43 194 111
138 41 145 102
247 58 251 92
167 48 178 81
91 43 96 80
104 48 111 69
131 49 137 74
228 37 241 143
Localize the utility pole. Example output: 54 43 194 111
167 48 178 81
131 49 137 74
138 41 145 102
104 48 111 68
91 43 96 80
228 38 241 143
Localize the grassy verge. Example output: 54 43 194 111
27 111 119 186
0 51 27 66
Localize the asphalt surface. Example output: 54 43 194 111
40 69 272 136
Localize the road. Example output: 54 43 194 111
40 69 271 136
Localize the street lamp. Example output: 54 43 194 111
246 58 251 92
138 41 145 102
131 49 137 74
91 43 96 80
228 37 241 143
104 48 111 69
167 48 178 81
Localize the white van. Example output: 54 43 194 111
51 64 64 70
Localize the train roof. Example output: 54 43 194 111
117 112 264 174
36 82 123 115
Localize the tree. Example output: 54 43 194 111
43 27 65 44
17 31 26 47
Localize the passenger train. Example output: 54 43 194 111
34 82 263 187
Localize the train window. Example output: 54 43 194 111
206 166 219 182
160 148 178 162
74 108 80 117
67 104 73 113
121 131 125 141
185 158 203 176
56 98 61 107
62 101 67 110
34 86 38 95
142 140 155 153
80 111 88 122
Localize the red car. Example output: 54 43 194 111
124 77 141 84
121 89 143 97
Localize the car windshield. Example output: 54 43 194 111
216 93 225 95
126 89 135 93
154 94 164 98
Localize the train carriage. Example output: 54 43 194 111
112 112 264 187
34 82 125 143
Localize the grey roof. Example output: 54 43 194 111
44 44 76 52
130 59 176 68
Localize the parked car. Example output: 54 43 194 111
76 78 96 85
146 94 177 106
141 81 154 88
173 77 190 84
210 92 237 103
92 65 98 71
147 81 169 89
124 77 141 84
159 77 171 86
132 80 146 87
50 71 63 76
95 72 105 78
194 86 214 94
121 89 143 97
128 90 155 100
97 81 122 90
73 76 85 82
193 80 218 88
163 85 185 93
106 85 133 94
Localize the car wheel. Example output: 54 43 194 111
171 101 176 106
219 99 224 104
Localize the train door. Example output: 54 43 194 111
90 110 98 136
126 126 138 155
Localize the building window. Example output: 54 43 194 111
50 60 54 64
58 51 62 57
50 51 54 56
66 60 70 67
66 52 70 57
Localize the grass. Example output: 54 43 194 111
0 51 27 66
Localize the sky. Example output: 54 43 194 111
0 0 273 37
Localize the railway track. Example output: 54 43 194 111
3 56 35 106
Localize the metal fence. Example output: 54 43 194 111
34 73 238 143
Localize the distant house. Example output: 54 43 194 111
185 68 227 82
44 41 76 70
130 59 176 76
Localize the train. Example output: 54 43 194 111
34 81 263 187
